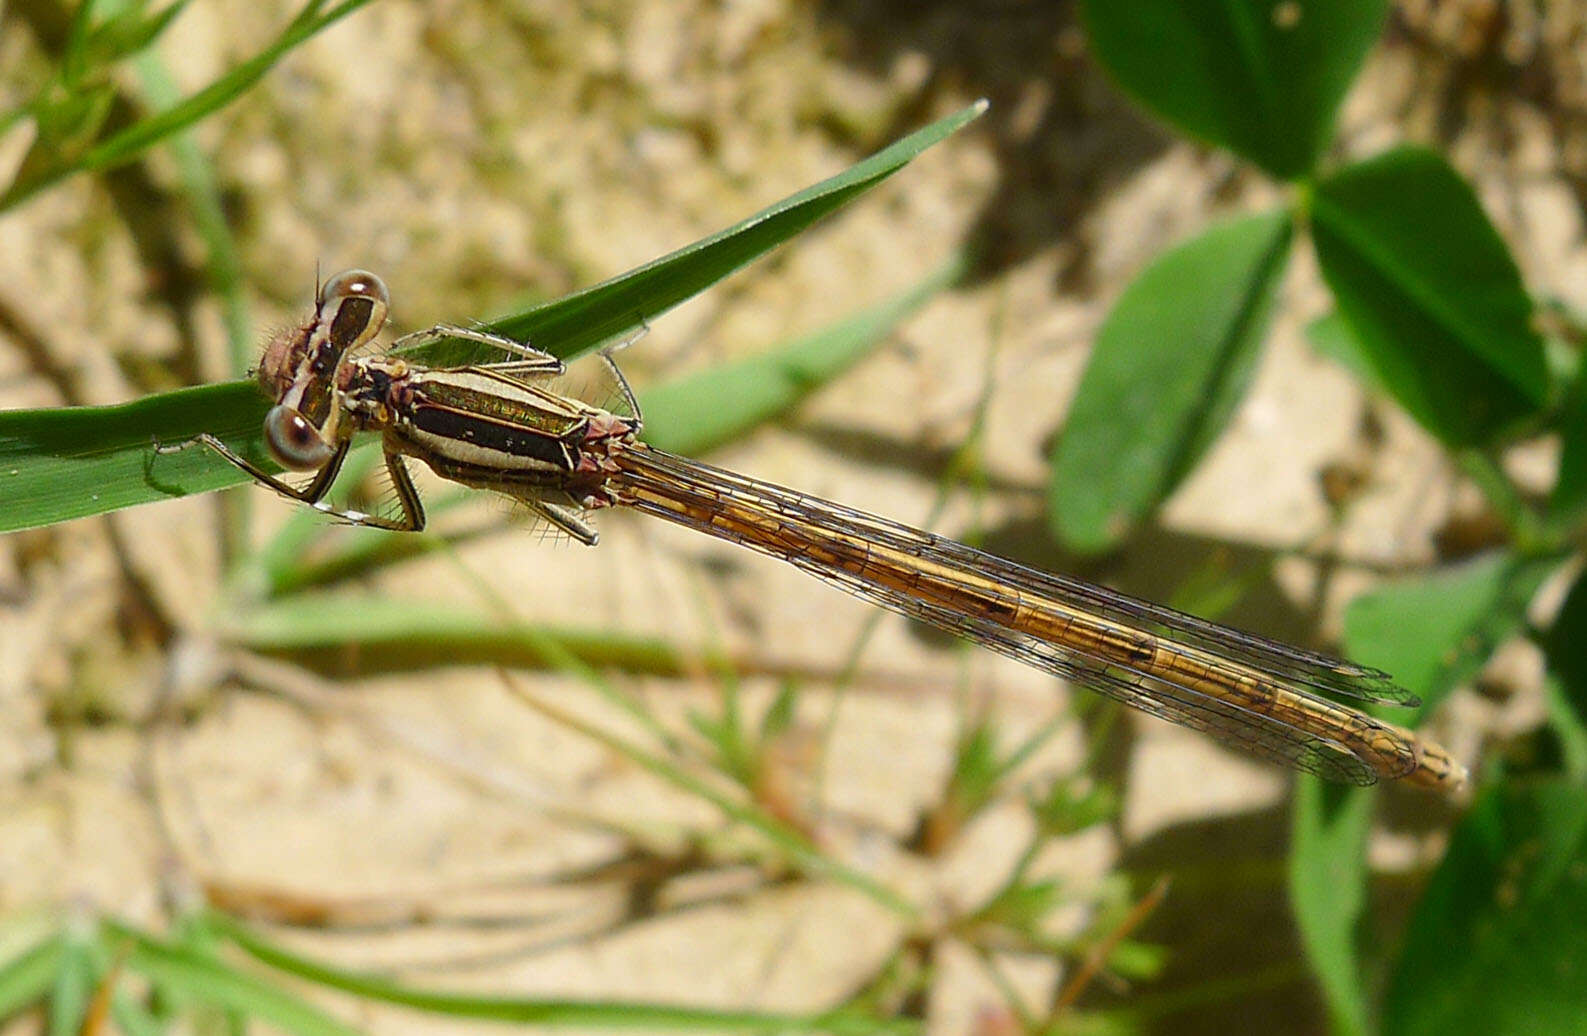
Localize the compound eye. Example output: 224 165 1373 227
317 269 390 354
264 405 334 470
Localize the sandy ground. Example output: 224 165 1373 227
2 2 1584 1033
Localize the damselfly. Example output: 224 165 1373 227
160 270 1468 793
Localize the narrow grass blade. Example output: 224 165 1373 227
0 933 64 1021
206 911 916 1034
0 0 376 212
641 254 964 454
47 921 100 1036
0 382 266 534
218 594 740 678
414 101 988 367
131 48 252 372
105 921 359 1036
0 105 985 533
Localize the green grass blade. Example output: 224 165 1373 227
641 254 964 454
0 104 984 533
219 594 741 678
415 100 988 366
131 46 252 371
61 0 103 86
0 933 64 1021
0 0 375 212
206 911 916 1034
0 382 266 534
106 920 360 1036
46 918 102 1036
82 2 192 73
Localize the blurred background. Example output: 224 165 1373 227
2 2 1583 1033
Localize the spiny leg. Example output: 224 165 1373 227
598 347 642 422
297 451 427 531
156 434 350 506
319 451 427 531
393 323 565 375
155 434 424 531
527 499 599 546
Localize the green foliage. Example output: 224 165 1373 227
1081 0 1389 179
1383 778 1587 1036
1551 363 1587 521
1049 210 1291 551
0 911 918 1035
0 933 62 1020
1312 148 1547 446
1 1 375 213
1288 781 1374 1036
0 103 984 533
1072 2 1587 1031
1543 571 1587 760
641 255 964 454
206 910 914 1033
0 382 268 535
1344 553 1555 720
10 0 1587 1028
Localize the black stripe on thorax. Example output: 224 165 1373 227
408 403 578 470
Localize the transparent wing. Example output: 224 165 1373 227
611 446 1428 785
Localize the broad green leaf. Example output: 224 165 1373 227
640 255 963 454
1050 209 1292 553
1384 777 1587 1035
108 921 359 1036
1550 364 1587 521
1544 568 1587 752
206 912 914 1034
1305 310 1379 389
0 104 985 534
1312 148 1547 446
1289 780 1373 1036
1343 552 1553 721
1081 0 1388 179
